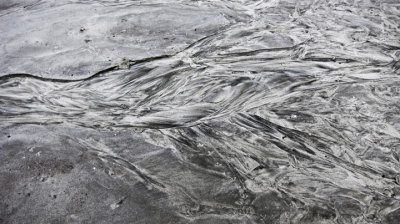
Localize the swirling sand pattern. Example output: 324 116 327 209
1 0 400 223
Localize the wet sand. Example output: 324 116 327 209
1 1 400 223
